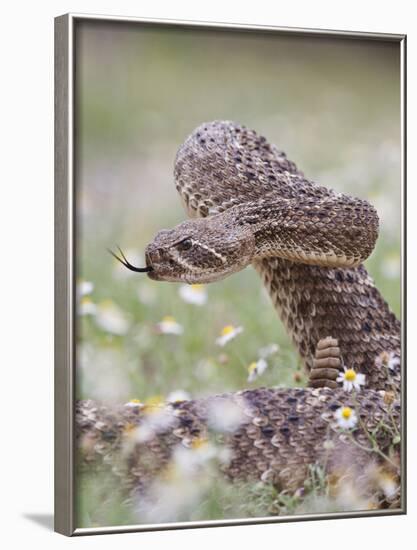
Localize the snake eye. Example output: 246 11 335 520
176 238 193 251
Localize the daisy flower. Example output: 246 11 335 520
133 396 175 443
375 350 400 372
336 367 366 392
156 315 184 335
167 390 190 404
247 358 268 383
178 284 207 306
207 397 244 433
95 300 130 335
335 406 358 429
78 296 97 316
143 395 165 412
215 325 243 346
173 437 217 473
77 279 94 297
124 398 143 408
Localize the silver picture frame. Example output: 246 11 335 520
55 13 407 536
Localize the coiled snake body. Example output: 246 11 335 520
78 121 401 510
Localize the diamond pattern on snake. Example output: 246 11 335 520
83 121 401 509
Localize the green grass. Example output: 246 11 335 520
74 23 401 528
75 216 400 529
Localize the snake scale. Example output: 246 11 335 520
78 121 401 511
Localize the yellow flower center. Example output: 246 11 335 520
344 369 357 382
248 362 257 373
191 284 204 292
221 325 235 336
162 315 176 324
191 437 208 449
129 398 141 404
99 299 114 308
341 407 353 420
144 395 164 413
81 296 92 305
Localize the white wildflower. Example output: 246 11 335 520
215 325 243 346
133 424 154 443
77 279 94 297
133 398 175 443
207 397 245 433
167 390 190 404
174 438 217 473
178 284 207 306
136 478 206 524
335 406 358 429
124 398 143 408
336 367 366 392
375 350 400 372
135 441 215 523
156 315 184 335
247 358 268 383
95 300 130 335
78 296 97 316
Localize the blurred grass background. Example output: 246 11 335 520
74 20 401 527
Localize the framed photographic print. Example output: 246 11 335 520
54 13 406 536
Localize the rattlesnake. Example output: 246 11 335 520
79 121 401 511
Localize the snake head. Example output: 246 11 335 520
145 215 255 284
